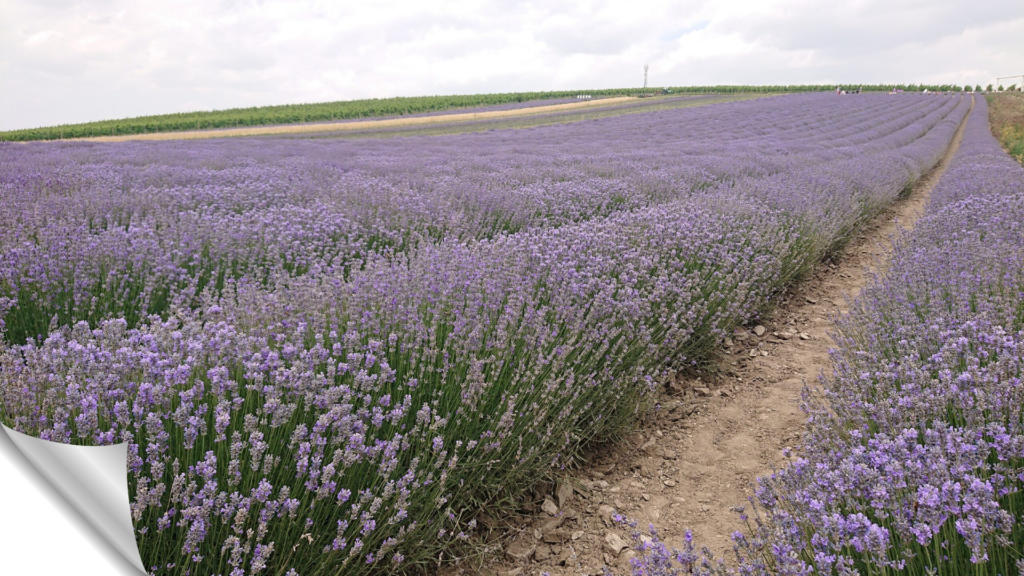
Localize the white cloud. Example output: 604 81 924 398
24 30 58 47
1 0 1022 130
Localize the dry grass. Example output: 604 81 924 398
987 92 1024 165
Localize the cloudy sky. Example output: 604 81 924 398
2 0 1023 131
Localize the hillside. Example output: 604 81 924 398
0 83 966 141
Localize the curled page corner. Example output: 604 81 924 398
1 424 146 574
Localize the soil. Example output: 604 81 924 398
450 97 973 576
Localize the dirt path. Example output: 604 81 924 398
74 97 637 142
474 98 973 576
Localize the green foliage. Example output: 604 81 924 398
987 92 1024 166
0 84 974 142
0 90 631 141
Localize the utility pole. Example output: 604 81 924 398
643 64 649 92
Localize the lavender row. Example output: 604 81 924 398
625 96 1024 575
0 95 969 576
0 95 961 344
762 94 1024 575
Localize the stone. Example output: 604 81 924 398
749 348 758 357
641 493 651 501
799 333 811 340
572 530 584 541
639 458 658 477
502 568 523 576
604 533 628 556
598 504 616 526
541 497 559 516
663 479 677 487
753 325 766 336
534 544 553 562
541 516 566 532
556 480 574 509
694 386 711 396
556 548 573 566
805 297 818 304
760 350 769 357
505 540 536 562
543 529 570 544
724 337 734 347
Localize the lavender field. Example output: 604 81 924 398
625 97 1024 576
744 96 1024 575
0 93 973 575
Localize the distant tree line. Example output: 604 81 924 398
0 85 983 142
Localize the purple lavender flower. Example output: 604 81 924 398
0 92 982 575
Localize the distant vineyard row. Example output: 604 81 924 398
2 84 969 141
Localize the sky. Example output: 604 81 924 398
2 0 1023 131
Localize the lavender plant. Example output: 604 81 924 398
0 94 961 345
0 93 971 575
627 95 1024 576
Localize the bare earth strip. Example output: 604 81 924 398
74 97 638 142
468 98 974 576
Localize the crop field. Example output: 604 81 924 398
69 96 647 143
748 95 1024 576
0 83 967 142
268 94 760 142
627 97 1024 575
0 92 978 575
